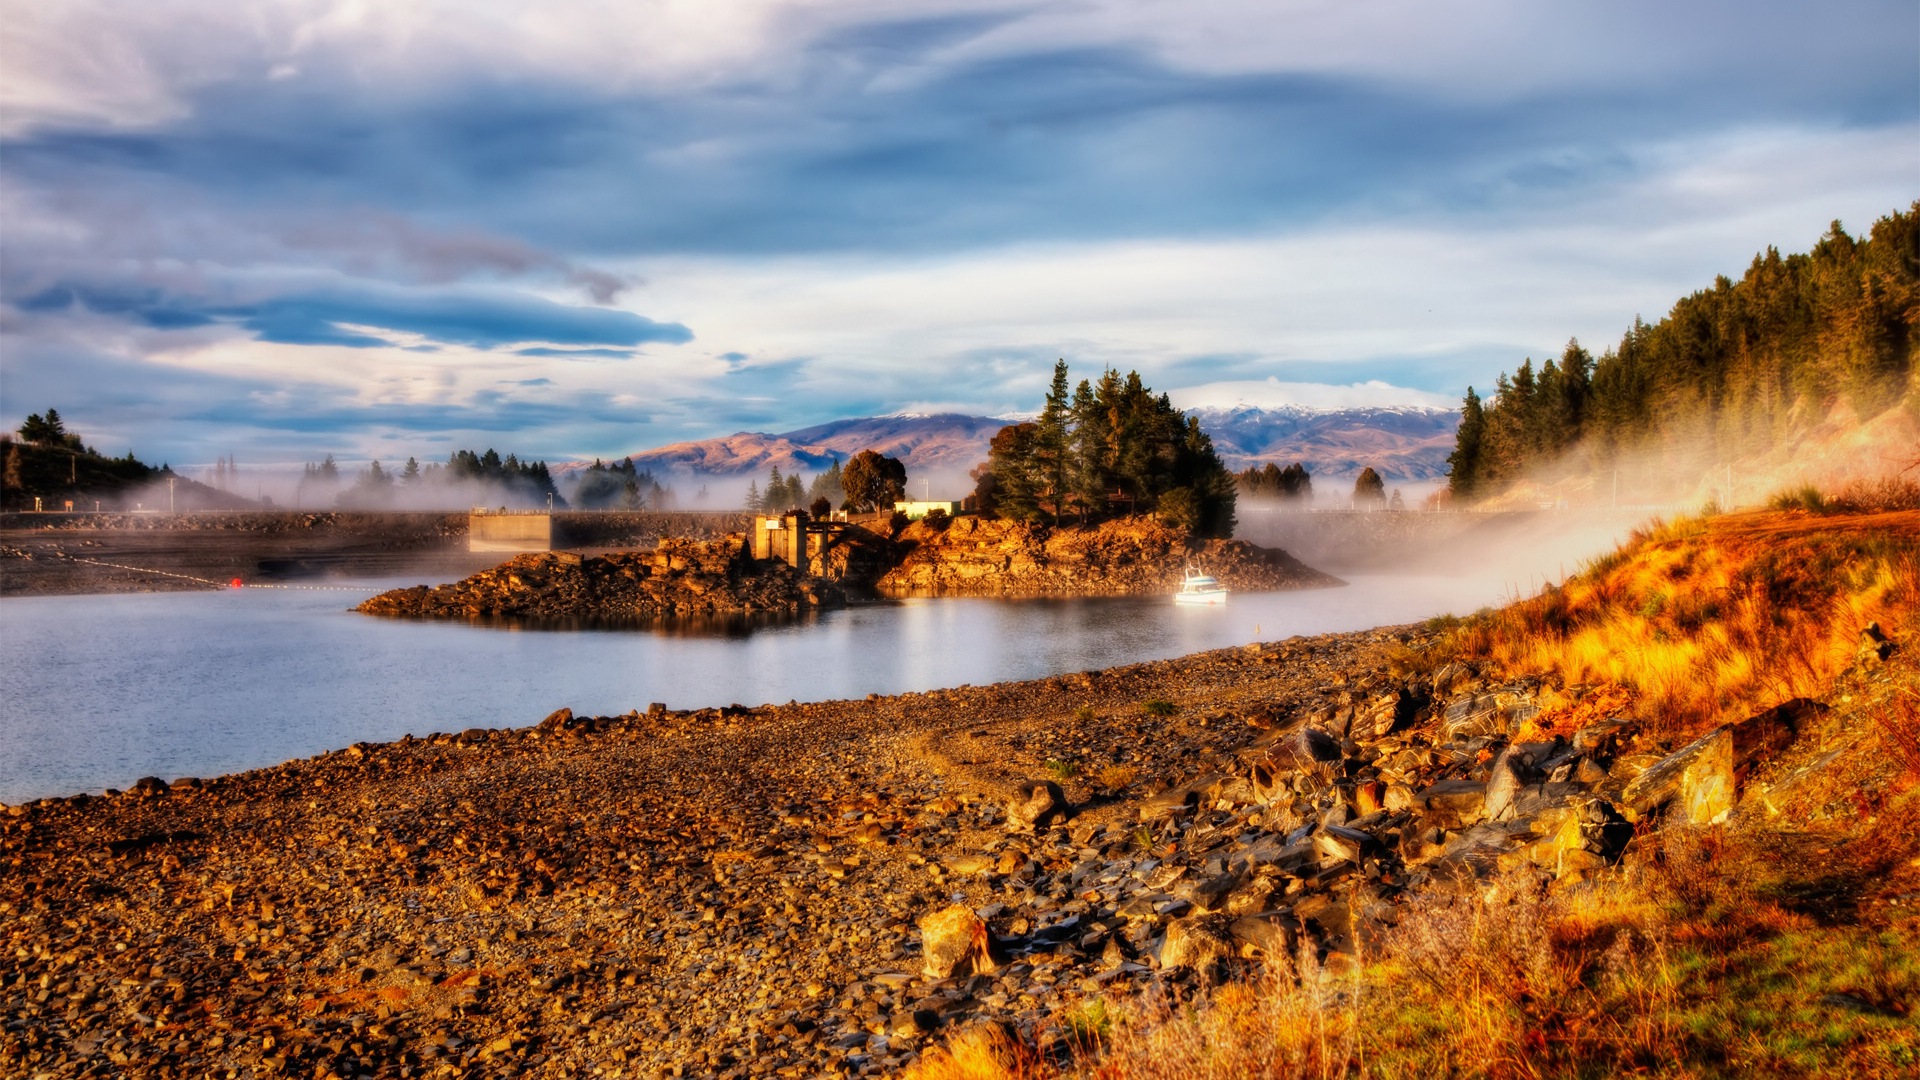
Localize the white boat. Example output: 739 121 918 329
1173 567 1228 605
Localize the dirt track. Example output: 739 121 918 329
0 512 757 597
0 517 481 596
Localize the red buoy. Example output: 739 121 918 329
230 578 244 588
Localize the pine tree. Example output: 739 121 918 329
1448 387 1485 500
1353 467 1386 508
1035 359 1073 522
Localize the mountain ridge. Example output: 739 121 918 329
562 405 1461 484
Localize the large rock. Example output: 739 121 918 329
1441 688 1538 741
1526 797 1633 876
1417 778 1487 830
919 906 1006 980
1005 780 1067 832
1623 699 1817 824
1139 773 1226 820
1228 913 1299 959
1483 750 1532 822
1159 916 1233 977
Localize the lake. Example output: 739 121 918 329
0 574 1503 803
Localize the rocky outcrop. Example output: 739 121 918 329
877 515 1341 595
356 536 845 620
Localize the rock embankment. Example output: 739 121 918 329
878 514 1341 595
357 536 845 620
9 620 1887 1078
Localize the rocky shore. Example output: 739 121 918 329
5 612 1886 1079
878 515 1341 595
356 538 844 621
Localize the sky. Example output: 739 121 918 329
2 0 1915 471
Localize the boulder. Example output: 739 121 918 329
1159 916 1233 976
1176 870 1244 913
1441 689 1537 741
1264 726 1343 778
1138 774 1225 821
1228 913 1298 959
1005 780 1066 832
1623 700 1816 824
918 905 1006 980
1483 752 1530 822
1417 778 1487 830
1313 824 1368 866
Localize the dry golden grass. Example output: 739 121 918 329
904 508 1920 1079
910 846 1920 1079
1445 509 1920 738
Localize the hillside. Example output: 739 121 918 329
597 414 1008 481
1449 205 1920 509
0 437 250 513
573 406 1459 487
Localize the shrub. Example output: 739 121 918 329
1769 484 1829 513
1140 698 1177 717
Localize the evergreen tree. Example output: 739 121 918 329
1352 467 1386 507
745 479 761 512
978 362 1236 536
1034 359 1073 522
807 460 846 508
765 466 786 511
1447 387 1486 500
1444 204 1919 504
984 423 1042 521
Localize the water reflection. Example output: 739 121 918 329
1 575 1497 803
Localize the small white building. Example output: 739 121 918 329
892 500 958 521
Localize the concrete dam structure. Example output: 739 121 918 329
468 510 552 553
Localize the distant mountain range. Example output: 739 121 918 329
1186 404 1461 481
571 406 1461 485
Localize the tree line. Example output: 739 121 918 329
744 450 907 515
1448 205 1920 502
974 361 1236 537
300 448 564 509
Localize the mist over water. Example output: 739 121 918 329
2 571 1502 803
1235 505 1644 591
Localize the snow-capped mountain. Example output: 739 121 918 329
1187 404 1461 480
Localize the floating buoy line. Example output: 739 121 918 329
55 555 376 593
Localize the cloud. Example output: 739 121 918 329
514 347 635 360
1170 378 1460 412
5 3 1909 261
18 281 691 350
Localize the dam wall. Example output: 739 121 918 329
469 511 551 553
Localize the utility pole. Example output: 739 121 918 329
168 476 175 514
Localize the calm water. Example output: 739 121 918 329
0 575 1499 803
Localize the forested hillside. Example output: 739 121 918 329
1449 204 1919 504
